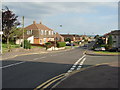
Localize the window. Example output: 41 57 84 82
27 30 31 35
49 31 51 35
114 36 116 38
45 30 47 35
44 38 46 43
41 30 44 35
51 31 54 35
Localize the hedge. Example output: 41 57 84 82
57 42 66 48
21 40 31 49
45 42 52 50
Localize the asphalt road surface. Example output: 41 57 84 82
1 42 118 88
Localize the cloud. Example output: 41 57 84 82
2 2 118 35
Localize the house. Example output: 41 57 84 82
16 21 55 45
104 30 120 48
55 32 64 42
60 34 82 42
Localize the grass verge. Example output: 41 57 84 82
94 51 120 55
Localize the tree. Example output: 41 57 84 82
107 34 113 49
65 38 71 43
2 6 20 51
94 35 99 39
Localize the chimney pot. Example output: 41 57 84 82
33 21 36 24
40 21 42 24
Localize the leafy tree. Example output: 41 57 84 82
2 6 20 51
107 34 113 49
65 38 71 43
94 35 99 39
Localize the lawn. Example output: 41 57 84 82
94 51 120 55
2 43 20 53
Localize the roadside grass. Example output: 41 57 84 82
65 45 79 49
2 43 20 53
31 46 44 49
94 51 120 55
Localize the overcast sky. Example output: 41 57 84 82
2 2 118 35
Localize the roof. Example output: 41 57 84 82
25 21 53 31
104 30 120 36
111 30 120 35
60 34 81 37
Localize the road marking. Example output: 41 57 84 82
1 56 46 69
33 58 39 60
0 61 25 69
42 76 65 89
40 57 46 59
76 58 86 70
66 54 86 73
34 73 65 89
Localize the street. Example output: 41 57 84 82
1 42 118 88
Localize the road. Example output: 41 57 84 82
1 42 118 88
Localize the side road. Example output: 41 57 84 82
55 61 119 88
1 47 74 60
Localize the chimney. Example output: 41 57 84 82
40 21 42 24
33 21 36 24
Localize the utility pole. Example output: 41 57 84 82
22 16 24 48
54 32 56 48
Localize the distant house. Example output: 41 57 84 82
55 32 64 42
60 34 82 42
104 30 120 48
16 21 55 45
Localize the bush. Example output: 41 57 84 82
57 42 66 48
21 40 31 49
45 42 52 50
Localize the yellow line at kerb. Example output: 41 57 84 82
42 76 65 89
34 73 65 90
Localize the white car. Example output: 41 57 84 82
94 47 105 51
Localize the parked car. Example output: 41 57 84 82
94 47 105 51
83 44 88 47
108 47 118 52
66 43 75 46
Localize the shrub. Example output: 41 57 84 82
57 42 66 48
21 40 31 49
45 42 52 50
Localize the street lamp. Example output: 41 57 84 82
54 25 62 49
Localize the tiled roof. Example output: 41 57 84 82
25 21 53 31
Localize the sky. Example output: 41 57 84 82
2 1 118 35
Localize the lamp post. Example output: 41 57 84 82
54 25 62 48
22 16 24 48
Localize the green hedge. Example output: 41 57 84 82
45 42 52 50
57 42 66 48
21 40 31 49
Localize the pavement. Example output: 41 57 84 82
1 47 74 60
55 59 119 88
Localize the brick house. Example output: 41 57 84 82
104 30 120 48
16 21 55 45
55 32 64 42
60 34 82 42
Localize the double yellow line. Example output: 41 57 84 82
34 73 65 90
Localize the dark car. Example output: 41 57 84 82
66 43 75 46
108 47 118 52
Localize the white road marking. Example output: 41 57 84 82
33 58 39 60
1 56 46 69
66 54 86 73
76 58 86 70
0 61 25 69
40 57 46 59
